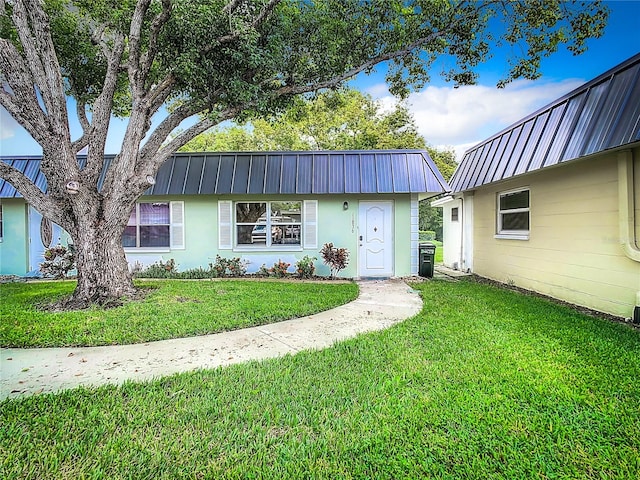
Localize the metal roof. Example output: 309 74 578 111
450 52 640 193
0 150 450 198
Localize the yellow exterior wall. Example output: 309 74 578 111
472 148 640 318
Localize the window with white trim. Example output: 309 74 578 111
497 188 530 238
236 201 302 247
123 201 184 249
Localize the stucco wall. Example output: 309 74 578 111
439 199 463 269
471 149 640 318
0 199 28 276
127 194 414 279
0 194 415 278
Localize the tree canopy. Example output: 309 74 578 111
180 88 459 179
0 0 609 305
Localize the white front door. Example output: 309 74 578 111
358 201 394 277
28 206 63 272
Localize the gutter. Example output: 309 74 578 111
618 149 640 323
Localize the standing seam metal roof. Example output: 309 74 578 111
0 150 450 198
450 52 640 193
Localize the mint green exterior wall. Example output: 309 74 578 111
1 194 417 278
0 200 28 275
123 194 416 278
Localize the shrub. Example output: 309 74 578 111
270 260 290 278
210 256 227 277
178 267 212 279
320 243 349 279
134 259 177 278
227 257 247 276
295 256 316 279
257 264 271 277
210 255 247 277
40 244 76 279
419 230 436 241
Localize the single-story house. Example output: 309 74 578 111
0 150 450 278
435 53 640 321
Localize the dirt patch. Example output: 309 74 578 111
36 286 157 313
175 296 202 303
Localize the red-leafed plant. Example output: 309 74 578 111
320 243 349 279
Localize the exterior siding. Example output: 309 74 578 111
440 199 463 269
410 195 419 275
471 150 640 318
89 194 414 279
0 200 28 276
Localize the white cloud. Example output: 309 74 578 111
366 78 584 161
0 107 17 140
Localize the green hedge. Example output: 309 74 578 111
419 230 436 241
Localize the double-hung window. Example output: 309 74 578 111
122 202 184 249
236 201 302 247
496 188 530 240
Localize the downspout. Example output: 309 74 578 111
617 149 640 323
459 195 464 271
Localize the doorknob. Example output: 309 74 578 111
359 235 363 241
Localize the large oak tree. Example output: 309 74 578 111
0 0 607 306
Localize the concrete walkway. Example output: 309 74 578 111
1 279 422 400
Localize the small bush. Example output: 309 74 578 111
227 257 247 276
178 267 213 279
419 230 436 241
39 244 76 279
210 255 247 277
257 264 271 277
270 260 290 278
320 243 349 279
134 259 178 278
295 256 316 279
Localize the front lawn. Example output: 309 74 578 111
0 279 358 348
2 278 639 479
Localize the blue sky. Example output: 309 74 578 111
2 0 640 160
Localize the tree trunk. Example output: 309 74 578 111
69 216 135 308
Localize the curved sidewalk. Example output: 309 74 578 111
1 279 422 400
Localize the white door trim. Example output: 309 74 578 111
358 200 394 277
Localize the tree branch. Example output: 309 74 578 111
14 0 70 140
147 73 177 117
0 42 50 144
82 32 126 183
144 107 240 173
0 162 63 224
276 33 442 97
140 0 172 75
139 102 201 162
76 101 91 132
127 0 152 96
223 0 243 14
214 0 282 46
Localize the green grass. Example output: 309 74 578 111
431 240 443 262
2 278 640 479
0 279 358 348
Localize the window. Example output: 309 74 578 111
236 201 302 247
123 202 184 249
451 207 459 222
0 201 3 241
496 188 530 239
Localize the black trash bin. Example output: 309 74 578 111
419 242 436 278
